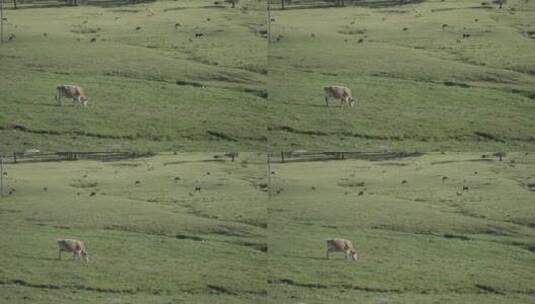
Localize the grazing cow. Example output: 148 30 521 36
324 85 356 108
56 85 89 106
57 239 89 262
326 238 358 261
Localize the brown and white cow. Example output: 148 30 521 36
56 85 89 106
57 239 89 262
324 85 356 108
326 238 358 261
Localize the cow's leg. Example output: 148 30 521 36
56 91 62 106
58 249 62 260
325 96 330 107
326 247 333 259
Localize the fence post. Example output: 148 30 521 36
267 153 271 198
1 0 4 44
0 156 4 197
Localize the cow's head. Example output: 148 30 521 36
82 250 89 262
349 97 356 108
350 249 358 261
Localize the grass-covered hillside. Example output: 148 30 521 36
0 153 267 303
0 0 267 152
267 0 535 151
269 152 535 303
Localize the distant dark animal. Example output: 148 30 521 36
270 18 275 22
8 188 15 195
57 239 88 262
401 180 407 184
462 186 469 191
311 33 316 38
403 27 408 31
358 191 364 196
135 180 141 185
135 26 141 30
90 38 96 42
195 33 204 38
463 33 471 38
358 38 364 43
195 185 201 192
206 172 210 175
8 33 16 41
271 171 275 175
442 24 448 30
43 187 48 191
90 192 96 196
474 171 478 175
474 18 479 22
43 33 48 37
175 23 181 28
442 176 448 183
326 239 358 261
311 186 316 190
206 18 211 21
174 177 180 182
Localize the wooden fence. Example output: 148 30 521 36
269 0 422 10
4 151 154 164
268 151 422 163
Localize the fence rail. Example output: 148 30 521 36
269 151 422 163
269 0 423 10
1 151 154 164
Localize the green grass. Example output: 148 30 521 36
268 152 535 303
267 0 535 150
0 0 268 152
0 153 267 303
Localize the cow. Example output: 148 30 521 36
56 85 89 106
324 85 356 108
57 239 89 262
326 238 358 261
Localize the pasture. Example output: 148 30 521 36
0 0 267 153
267 0 535 150
269 152 535 303
0 153 267 303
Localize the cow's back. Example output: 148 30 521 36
58 239 83 251
327 239 348 250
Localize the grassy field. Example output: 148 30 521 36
0 153 267 303
268 152 535 303
0 0 267 152
267 0 535 151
